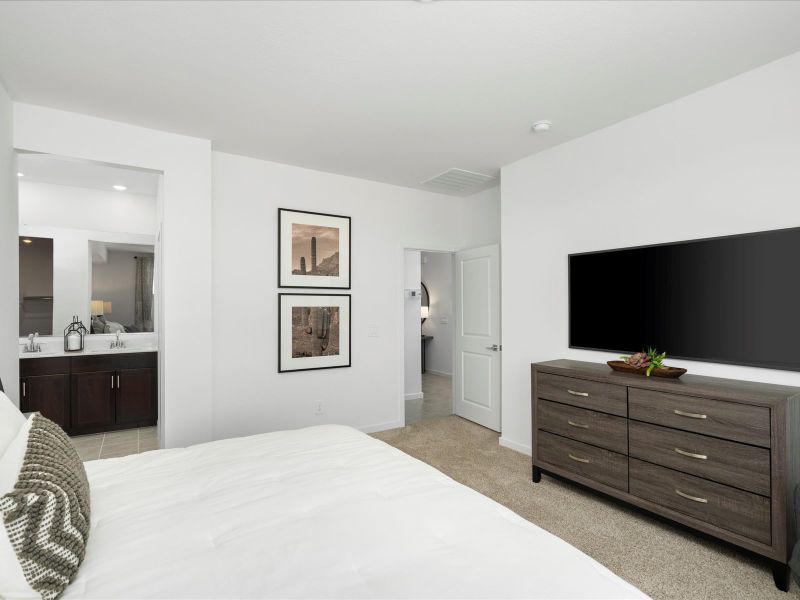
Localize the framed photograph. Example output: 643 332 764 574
278 208 351 289
279 293 351 373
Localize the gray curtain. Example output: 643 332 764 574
134 256 155 332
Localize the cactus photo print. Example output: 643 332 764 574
278 208 351 289
279 293 351 372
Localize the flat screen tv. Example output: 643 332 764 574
569 227 800 372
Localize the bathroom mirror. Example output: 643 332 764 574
17 152 159 338
421 282 430 324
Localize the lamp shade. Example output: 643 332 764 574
91 300 104 315
103 301 113 314
420 306 430 319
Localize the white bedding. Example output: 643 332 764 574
63 425 647 599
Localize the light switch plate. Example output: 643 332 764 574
368 325 380 337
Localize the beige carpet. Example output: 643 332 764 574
373 416 797 600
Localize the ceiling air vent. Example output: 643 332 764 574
421 168 496 196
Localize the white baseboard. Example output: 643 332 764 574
425 369 452 378
404 392 424 401
499 436 532 456
359 420 403 434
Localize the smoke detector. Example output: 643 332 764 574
421 168 496 196
531 120 553 133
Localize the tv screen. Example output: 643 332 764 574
569 227 800 372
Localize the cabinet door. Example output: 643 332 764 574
20 374 70 429
116 368 157 426
71 371 116 433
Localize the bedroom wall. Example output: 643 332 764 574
421 251 454 377
500 51 800 455
211 151 497 439
13 103 213 448
461 186 500 247
0 83 17 403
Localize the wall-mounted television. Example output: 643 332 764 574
568 227 800 372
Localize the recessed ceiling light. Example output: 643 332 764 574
531 120 553 133
22 239 32 244
112 184 127 191
17 172 24 177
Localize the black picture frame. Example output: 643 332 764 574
278 293 352 373
278 208 351 289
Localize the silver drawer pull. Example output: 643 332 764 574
674 447 707 460
567 420 589 429
674 409 707 419
568 453 590 464
675 488 708 503
567 389 589 397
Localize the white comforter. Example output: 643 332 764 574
64 425 646 599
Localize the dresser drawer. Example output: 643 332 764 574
537 431 628 491
629 421 770 496
628 388 770 447
537 399 627 454
629 459 771 544
537 373 627 417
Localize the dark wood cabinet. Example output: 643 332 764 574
116 368 157 426
20 373 70 429
532 359 800 592
71 371 116 434
20 352 157 436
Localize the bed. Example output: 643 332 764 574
53 424 647 599
1 375 645 599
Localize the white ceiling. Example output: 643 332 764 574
2 1 800 195
17 153 160 196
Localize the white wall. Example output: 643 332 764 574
14 104 213 448
461 186 501 248
404 250 422 400
421 251 453 377
500 51 800 455
0 84 17 403
19 181 157 234
211 151 495 440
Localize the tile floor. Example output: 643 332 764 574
70 427 160 461
405 372 453 425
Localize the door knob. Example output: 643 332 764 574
486 344 501 351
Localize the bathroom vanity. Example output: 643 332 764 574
20 348 157 435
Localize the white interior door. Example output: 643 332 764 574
454 244 501 431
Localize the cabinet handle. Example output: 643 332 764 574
568 453 590 464
675 488 708 503
116 375 120 389
567 419 589 429
674 409 707 419
567 389 589 397
22 382 26 397
112 375 115 390
674 447 707 460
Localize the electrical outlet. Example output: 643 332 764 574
440 316 449 324
314 401 325 416
368 325 380 337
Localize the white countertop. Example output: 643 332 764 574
19 346 158 360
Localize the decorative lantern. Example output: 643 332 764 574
64 316 88 352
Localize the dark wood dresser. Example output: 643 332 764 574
531 359 800 591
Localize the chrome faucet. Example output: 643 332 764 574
110 331 125 350
26 333 41 353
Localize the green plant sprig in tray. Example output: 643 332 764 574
620 347 668 377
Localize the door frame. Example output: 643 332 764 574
397 245 459 428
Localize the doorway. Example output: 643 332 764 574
404 250 455 426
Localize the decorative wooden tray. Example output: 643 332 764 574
607 360 687 379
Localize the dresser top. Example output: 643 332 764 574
533 359 800 406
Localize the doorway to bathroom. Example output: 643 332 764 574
403 250 455 426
